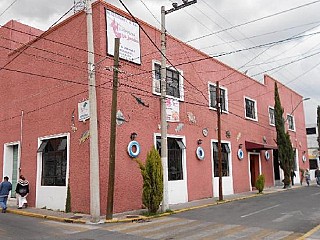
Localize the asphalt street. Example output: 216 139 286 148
0 186 319 239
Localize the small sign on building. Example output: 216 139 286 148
166 98 179 122
78 100 90 122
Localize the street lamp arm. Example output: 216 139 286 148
285 97 310 122
165 0 197 15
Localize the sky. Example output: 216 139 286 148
1 0 320 125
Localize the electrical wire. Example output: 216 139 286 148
0 0 17 19
186 0 320 43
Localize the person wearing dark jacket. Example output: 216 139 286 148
15 175 29 209
0 176 12 213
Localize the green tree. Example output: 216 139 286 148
256 174 265 193
135 147 163 214
274 82 294 188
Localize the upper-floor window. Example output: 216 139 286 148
287 114 295 131
153 61 184 101
268 107 275 126
245 97 257 121
209 83 228 112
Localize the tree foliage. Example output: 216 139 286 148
274 82 294 188
135 147 163 214
256 174 265 193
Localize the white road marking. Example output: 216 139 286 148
241 204 280 218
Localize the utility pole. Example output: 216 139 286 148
216 81 223 201
160 5 169 212
86 0 101 223
106 38 120 220
160 0 197 213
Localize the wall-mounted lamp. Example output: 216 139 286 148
130 132 137 141
197 139 203 145
239 144 243 149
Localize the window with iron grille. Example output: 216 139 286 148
245 97 257 120
209 84 228 112
38 137 67 186
269 107 275 126
287 114 295 131
156 137 185 181
213 142 230 177
153 63 183 100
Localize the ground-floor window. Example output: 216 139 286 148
37 137 67 186
309 159 318 170
156 136 185 181
213 142 230 177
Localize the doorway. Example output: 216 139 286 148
249 154 260 188
273 149 281 182
3 143 20 197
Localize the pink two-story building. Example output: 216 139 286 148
0 0 308 214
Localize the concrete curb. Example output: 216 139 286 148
298 224 320 240
104 189 280 223
6 209 87 224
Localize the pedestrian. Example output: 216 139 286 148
15 175 29 209
305 169 311 186
299 168 305 185
291 170 296 186
0 176 12 213
315 167 320 186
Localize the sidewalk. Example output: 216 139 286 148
3 183 320 238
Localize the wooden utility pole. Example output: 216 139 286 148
106 38 120 220
216 81 223 201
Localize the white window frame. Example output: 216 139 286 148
152 60 184 101
268 106 275 126
208 82 229 113
287 114 295 131
244 96 258 121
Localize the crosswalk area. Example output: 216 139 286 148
103 217 303 240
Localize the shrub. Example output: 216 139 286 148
135 147 163 214
256 174 265 193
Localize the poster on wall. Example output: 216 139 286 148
166 98 180 122
78 100 90 122
106 9 141 64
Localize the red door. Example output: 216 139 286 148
250 154 260 188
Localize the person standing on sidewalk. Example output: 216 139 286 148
290 170 296 186
0 176 12 213
15 175 29 209
315 167 320 186
305 169 311 186
299 168 305 185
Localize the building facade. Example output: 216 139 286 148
306 124 319 179
0 1 308 214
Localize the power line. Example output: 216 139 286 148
186 0 320 43
117 0 207 101
0 0 18 19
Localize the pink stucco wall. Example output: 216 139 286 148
0 1 308 214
